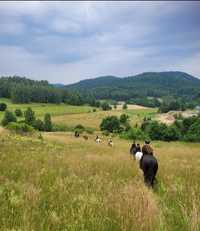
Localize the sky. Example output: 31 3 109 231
0 1 200 84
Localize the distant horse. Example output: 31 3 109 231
74 131 80 138
132 143 158 187
130 142 137 156
130 142 141 158
83 135 88 140
95 136 101 144
108 138 114 147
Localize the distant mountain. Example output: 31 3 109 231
66 72 200 100
51 83 65 88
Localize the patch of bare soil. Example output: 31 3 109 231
156 113 175 125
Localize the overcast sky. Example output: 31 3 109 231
0 1 200 84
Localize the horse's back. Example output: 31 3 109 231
140 154 158 173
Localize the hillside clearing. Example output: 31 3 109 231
52 108 156 130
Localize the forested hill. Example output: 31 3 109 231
0 76 94 105
66 72 200 100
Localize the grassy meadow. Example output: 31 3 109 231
0 98 93 121
0 100 199 230
0 130 200 230
52 108 156 130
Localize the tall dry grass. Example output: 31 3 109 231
0 131 200 230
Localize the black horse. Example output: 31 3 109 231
140 154 158 187
130 142 141 157
130 142 137 156
131 142 158 187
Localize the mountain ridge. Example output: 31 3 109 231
65 71 200 100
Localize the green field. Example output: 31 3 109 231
0 98 157 130
0 130 200 230
0 98 94 121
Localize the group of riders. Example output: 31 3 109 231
130 140 158 187
74 131 114 146
75 130 158 187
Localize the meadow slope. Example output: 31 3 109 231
0 130 200 231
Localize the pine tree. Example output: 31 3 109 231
24 107 35 125
1 110 17 126
44 113 52 131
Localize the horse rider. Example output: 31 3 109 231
142 140 153 155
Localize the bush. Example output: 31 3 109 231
120 114 129 124
33 119 44 131
15 108 23 117
75 124 85 131
24 107 35 125
1 110 17 126
44 113 52 132
184 118 200 142
6 122 34 134
182 116 197 133
0 103 7 111
162 125 181 141
100 116 121 133
120 127 148 140
123 103 128 110
142 121 167 140
74 124 85 134
101 102 112 111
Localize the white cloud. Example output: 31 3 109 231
0 1 199 83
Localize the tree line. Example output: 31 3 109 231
0 76 99 106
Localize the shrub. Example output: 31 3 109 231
142 121 167 140
1 110 17 126
24 107 35 125
44 113 52 132
120 127 148 140
74 124 85 134
6 122 34 134
184 118 200 142
113 103 117 109
123 103 128 110
120 114 129 124
75 124 85 130
162 125 181 141
33 119 44 131
0 103 7 111
182 116 198 133
100 116 121 133
101 102 112 111
15 108 23 117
